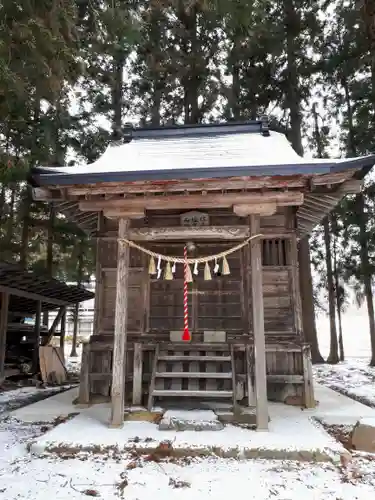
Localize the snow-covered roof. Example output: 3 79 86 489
32 121 375 186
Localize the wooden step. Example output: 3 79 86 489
267 374 304 383
157 343 230 351
158 355 231 362
152 389 233 398
155 372 232 379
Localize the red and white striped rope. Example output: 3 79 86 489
183 245 190 341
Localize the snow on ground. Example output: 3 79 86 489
313 358 375 408
1 380 375 497
2 327 375 498
0 386 70 417
1 419 375 500
64 343 82 377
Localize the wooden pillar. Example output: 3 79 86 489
78 342 91 406
33 300 42 373
0 292 10 384
245 345 255 406
132 342 143 405
250 215 268 430
290 234 303 336
110 217 130 427
302 344 315 408
93 213 104 336
60 306 66 360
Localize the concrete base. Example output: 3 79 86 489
25 399 344 463
11 382 375 465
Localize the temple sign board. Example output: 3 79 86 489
180 211 209 227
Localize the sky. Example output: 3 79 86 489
317 304 372 359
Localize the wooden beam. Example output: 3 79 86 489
104 209 145 220
0 292 9 384
79 191 304 213
310 170 355 186
110 218 130 428
337 179 363 194
33 301 42 373
42 306 65 346
233 203 277 217
131 225 251 241
250 215 268 430
68 177 308 196
32 187 53 201
0 285 69 307
96 226 294 241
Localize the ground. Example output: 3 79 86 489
313 357 375 408
1 350 375 499
1 413 375 500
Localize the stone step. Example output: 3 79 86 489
158 355 231 362
155 372 232 379
152 389 233 398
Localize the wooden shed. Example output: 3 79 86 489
0 262 95 382
30 119 375 430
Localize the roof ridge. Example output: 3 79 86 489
120 118 270 141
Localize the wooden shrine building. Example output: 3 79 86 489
30 119 375 430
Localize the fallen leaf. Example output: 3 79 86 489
169 478 190 489
83 489 99 497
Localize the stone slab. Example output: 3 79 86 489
203 330 226 343
351 417 375 452
159 409 224 431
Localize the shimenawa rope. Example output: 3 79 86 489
119 233 262 264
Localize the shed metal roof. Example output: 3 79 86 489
0 262 95 314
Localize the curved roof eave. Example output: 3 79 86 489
30 155 375 187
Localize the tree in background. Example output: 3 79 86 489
2 0 375 363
